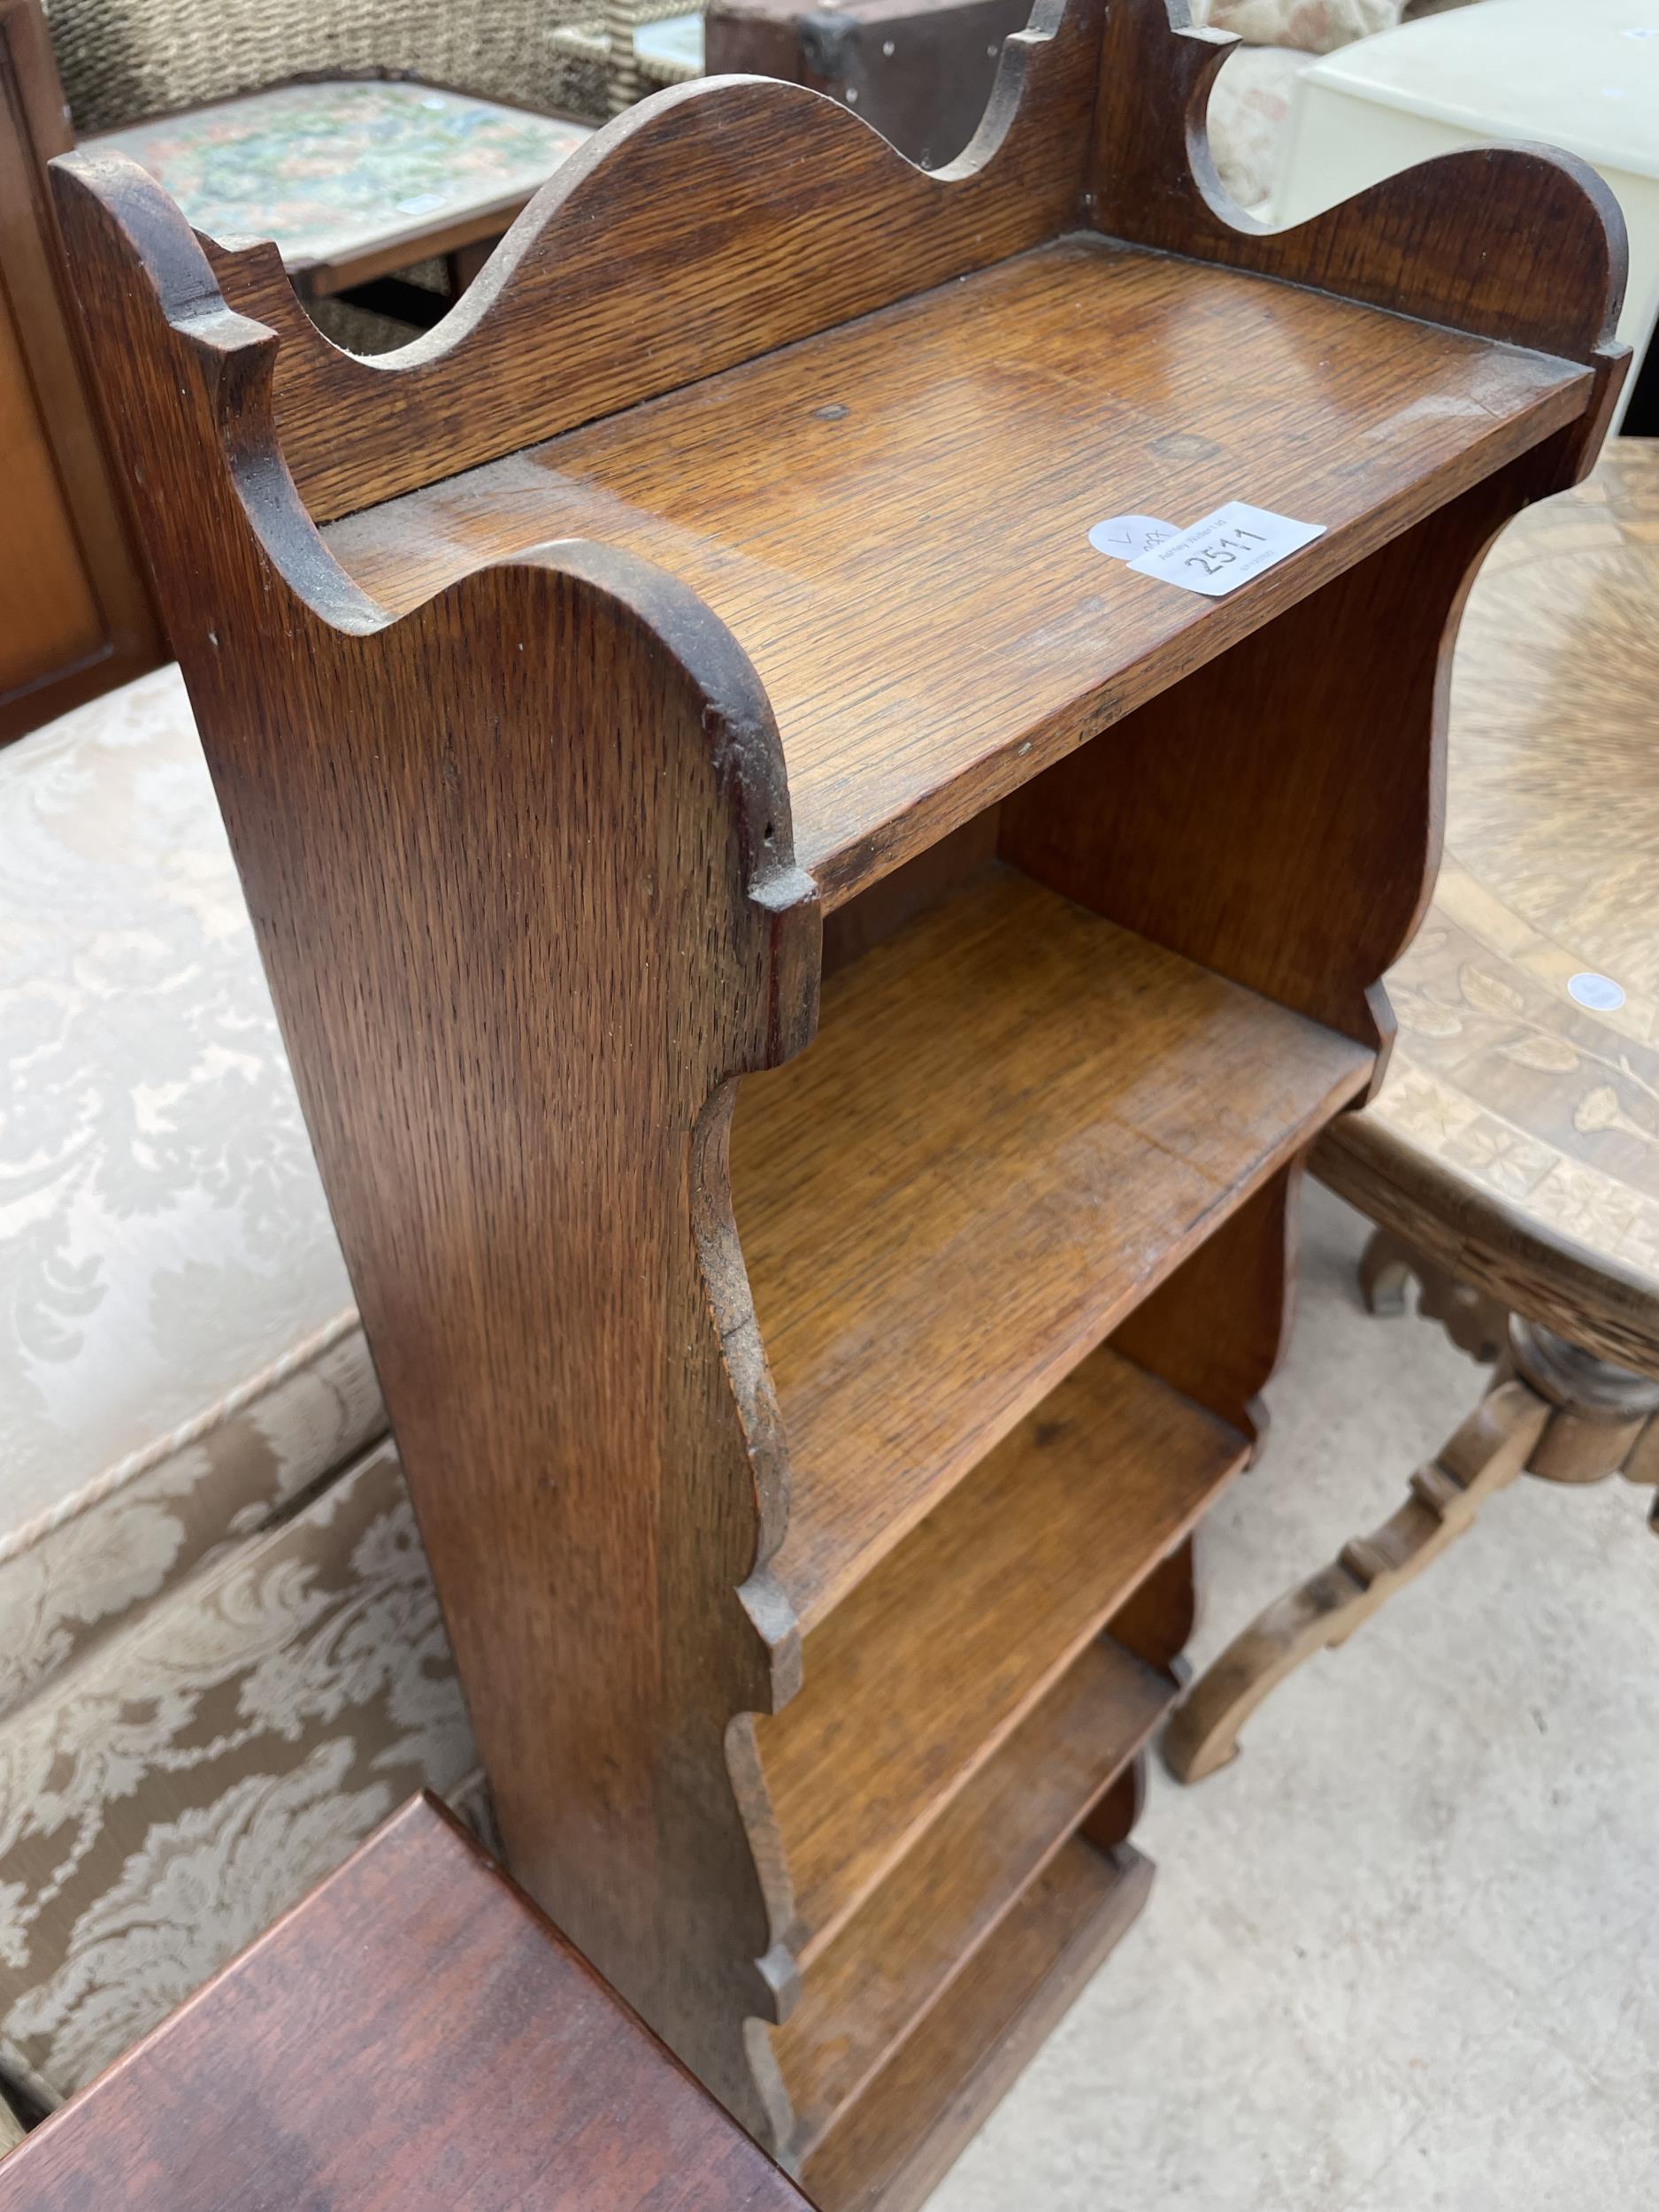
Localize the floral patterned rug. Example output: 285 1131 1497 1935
88 79 594 274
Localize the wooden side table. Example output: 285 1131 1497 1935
1169 442 1659 1785
0 1795 811 2209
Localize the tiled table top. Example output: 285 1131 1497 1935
635 12 705 78
88 80 594 278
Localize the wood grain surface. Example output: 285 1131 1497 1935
998 441 1624 1063
179 0 1101 522
47 7 1627 2182
51 159 828 2142
703 0 1033 170
1317 444 1659 1375
773 1635 1169 2162
1111 1164 1302 1442
801 1839 1154 2212
757 1343 1245 1957
736 864 1367 1628
324 234 1591 906
0 1797 810 2211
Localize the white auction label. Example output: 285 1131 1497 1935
1087 513 1179 560
1127 501 1326 597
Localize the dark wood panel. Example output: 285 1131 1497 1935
703 0 1032 170
0 0 158 743
0 1797 809 2211
1110 1163 1302 1441
0 272 102 692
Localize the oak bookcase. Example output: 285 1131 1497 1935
53 3 1624 2202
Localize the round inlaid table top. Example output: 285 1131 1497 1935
1317 442 1659 1379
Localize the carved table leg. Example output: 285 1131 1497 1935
1507 1319 1659 1525
1623 1417 1659 1534
1164 1376 1551 1784
1357 1228 1509 1363
1357 1227 1422 1318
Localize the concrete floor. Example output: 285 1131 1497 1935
929 1181 1659 2211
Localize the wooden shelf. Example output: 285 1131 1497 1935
735 863 1366 1630
801 1837 1154 2212
775 1633 1170 2162
757 1339 1245 1956
323 234 1590 907
68 0 1623 2185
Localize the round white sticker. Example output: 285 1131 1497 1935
1568 972 1625 1011
1088 514 1178 561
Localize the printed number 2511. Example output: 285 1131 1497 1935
1187 525 1264 578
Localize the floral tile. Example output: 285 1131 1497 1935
88 80 594 272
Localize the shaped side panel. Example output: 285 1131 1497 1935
52 159 822 2151
1000 438 1606 1061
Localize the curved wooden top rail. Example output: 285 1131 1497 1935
1091 2 1628 365
55 0 1625 540
104 0 1102 525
